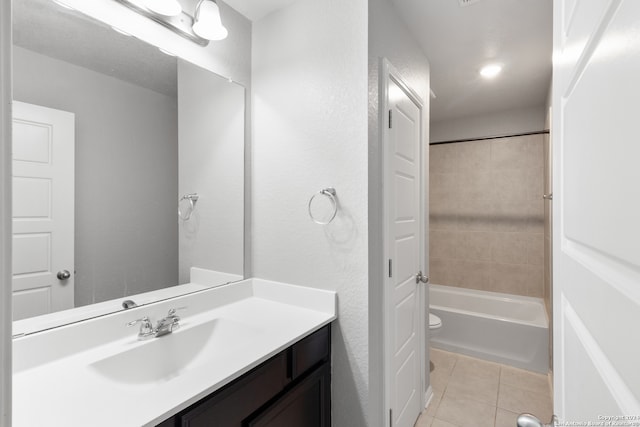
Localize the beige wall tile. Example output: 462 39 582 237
460 171 492 200
526 233 544 266
429 134 547 297
526 265 544 297
430 230 459 260
494 200 544 233
431 172 460 197
491 135 543 171
457 232 492 262
492 169 529 202
526 167 545 200
491 233 528 264
458 198 494 232
430 144 459 173
430 194 459 231
458 260 492 291
430 258 461 287
458 140 491 171
489 263 531 296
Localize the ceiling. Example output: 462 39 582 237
390 0 553 122
224 0 552 123
223 0 299 21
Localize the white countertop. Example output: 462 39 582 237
12 278 336 427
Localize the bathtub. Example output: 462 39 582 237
429 284 549 373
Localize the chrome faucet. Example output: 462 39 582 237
126 307 186 340
155 307 183 337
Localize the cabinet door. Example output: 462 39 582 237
180 353 288 427
246 362 330 427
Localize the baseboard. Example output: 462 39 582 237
424 385 434 410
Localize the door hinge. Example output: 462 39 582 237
389 409 393 427
388 259 392 277
388 109 393 128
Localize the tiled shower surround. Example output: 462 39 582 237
429 134 545 298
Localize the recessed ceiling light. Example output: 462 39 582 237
480 64 502 79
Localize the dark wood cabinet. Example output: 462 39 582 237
245 362 330 427
157 324 331 427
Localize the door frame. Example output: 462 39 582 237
380 58 427 425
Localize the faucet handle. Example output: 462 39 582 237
167 307 187 317
126 316 154 338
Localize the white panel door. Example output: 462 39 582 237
552 0 640 422
12 101 74 320
385 70 424 427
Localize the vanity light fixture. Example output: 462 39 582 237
113 0 228 46
51 0 74 10
192 0 228 41
111 26 133 37
479 63 503 79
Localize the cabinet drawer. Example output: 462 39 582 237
179 352 288 427
291 325 330 380
246 362 331 427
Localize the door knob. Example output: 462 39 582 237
416 271 429 284
57 270 71 280
517 413 558 427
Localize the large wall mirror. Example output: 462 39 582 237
12 0 245 335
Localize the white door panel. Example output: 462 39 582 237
384 62 425 427
553 0 640 421
12 101 75 321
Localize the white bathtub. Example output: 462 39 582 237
429 284 549 373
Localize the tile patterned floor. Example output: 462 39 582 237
415 349 553 427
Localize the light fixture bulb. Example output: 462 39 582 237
479 64 502 79
144 0 182 17
192 0 228 41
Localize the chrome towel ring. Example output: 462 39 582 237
178 193 199 221
308 188 338 225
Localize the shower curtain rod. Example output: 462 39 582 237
430 129 550 145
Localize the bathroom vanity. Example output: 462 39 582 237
12 279 336 427
157 324 330 426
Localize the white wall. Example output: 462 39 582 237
0 1 11 424
368 0 431 423
431 105 546 143
13 46 179 306
252 0 369 425
178 59 245 283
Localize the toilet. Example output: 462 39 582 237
429 313 442 337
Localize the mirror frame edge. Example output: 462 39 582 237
1 0 13 423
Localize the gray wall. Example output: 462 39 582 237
369 0 431 423
13 46 178 306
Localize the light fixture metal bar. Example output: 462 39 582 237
113 0 209 46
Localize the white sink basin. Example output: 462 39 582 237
89 318 261 385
